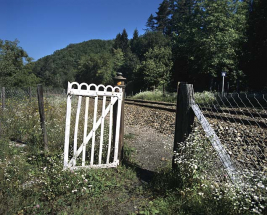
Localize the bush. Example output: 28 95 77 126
194 91 216 105
131 90 176 103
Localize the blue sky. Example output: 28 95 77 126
1 0 162 61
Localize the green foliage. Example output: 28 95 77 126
194 91 216 105
137 46 173 89
131 90 176 103
172 0 247 88
154 0 171 34
0 39 39 87
32 40 114 88
241 0 267 90
75 52 115 85
146 14 156 32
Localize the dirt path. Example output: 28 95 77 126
124 104 175 173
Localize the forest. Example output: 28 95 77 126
0 0 266 93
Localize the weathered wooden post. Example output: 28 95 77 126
113 72 126 162
28 87 32 102
37 84 49 153
1 87 5 110
172 82 194 169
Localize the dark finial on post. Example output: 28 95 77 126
113 72 126 88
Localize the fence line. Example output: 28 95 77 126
173 88 267 213
0 86 66 149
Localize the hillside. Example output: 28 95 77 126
32 39 114 88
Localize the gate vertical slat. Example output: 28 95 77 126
114 97 122 162
64 90 72 167
90 96 99 165
99 94 106 164
73 96 82 166
106 97 114 164
82 97 89 166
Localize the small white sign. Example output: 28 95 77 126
221 72 226 77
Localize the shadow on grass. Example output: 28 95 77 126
122 159 156 183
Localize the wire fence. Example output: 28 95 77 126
174 91 267 213
0 86 66 150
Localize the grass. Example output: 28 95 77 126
0 93 265 214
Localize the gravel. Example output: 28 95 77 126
124 103 267 173
124 104 175 172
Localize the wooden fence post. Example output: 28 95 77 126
37 84 49 153
113 72 126 163
172 82 195 169
1 87 5 110
28 87 32 102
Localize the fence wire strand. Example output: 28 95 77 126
183 92 267 213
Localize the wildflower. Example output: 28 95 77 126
198 192 204 196
72 189 77 193
257 182 265 189
84 179 88 183
36 204 40 208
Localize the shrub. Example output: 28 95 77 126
131 90 176 103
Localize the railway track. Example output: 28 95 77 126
125 98 267 128
125 99 176 112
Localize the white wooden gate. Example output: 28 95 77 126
64 82 123 169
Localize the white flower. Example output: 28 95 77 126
198 192 204 196
72 189 77 193
257 182 265 189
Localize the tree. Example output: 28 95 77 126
146 14 156 32
242 0 267 90
121 29 130 53
0 39 39 87
137 46 173 90
172 0 247 90
113 29 130 53
155 0 171 34
132 31 171 60
130 29 139 53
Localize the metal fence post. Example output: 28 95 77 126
37 84 49 153
113 72 126 163
172 82 195 169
